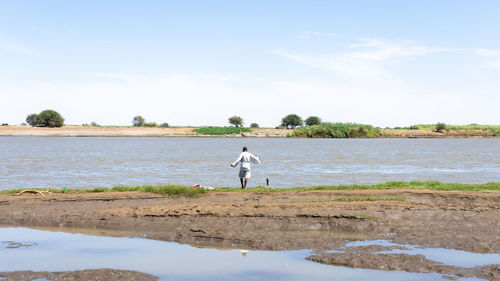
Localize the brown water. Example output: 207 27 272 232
0 137 498 190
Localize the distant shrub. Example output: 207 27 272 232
26 110 64 127
228 116 243 127
435 122 447 132
1 123 8 126
160 123 170 128
143 122 158 127
91 121 98 127
250 123 259 128
132 115 145 126
26 113 38 126
281 114 303 129
292 122 380 138
305 116 321 126
194 126 251 135
409 125 419 130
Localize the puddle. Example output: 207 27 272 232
0 227 487 281
344 240 500 268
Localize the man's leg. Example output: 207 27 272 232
240 178 244 188
244 178 248 188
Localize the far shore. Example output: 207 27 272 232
0 125 498 138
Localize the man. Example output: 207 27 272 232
230 147 261 188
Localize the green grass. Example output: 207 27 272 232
293 197 406 203
193 126 251 135
350 214 377 219
396 124 500 131
0 184 207 198
332 196 406 202
2 181 499 197
217 181 500 192
292 122 380 138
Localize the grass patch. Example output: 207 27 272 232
0 185 207 198
217 181 500 192
350 214 377 219
2 181 499 196
397 124 500 131
193 127 251 135
333 196 406 202
293 197 406 203
292 122 380 138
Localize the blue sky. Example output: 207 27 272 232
1 0 499 126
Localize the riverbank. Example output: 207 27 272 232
0 125 289 137
1 125 498 138
1 184 499 280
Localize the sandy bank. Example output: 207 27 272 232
0 126 289 137
1 126 497 138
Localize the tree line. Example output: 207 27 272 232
21 110 452 133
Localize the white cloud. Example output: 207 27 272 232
347 38 448 60
0 42 37 55
273 38 453 79
483 60 500 69
474 48 500 57
294 31 338 39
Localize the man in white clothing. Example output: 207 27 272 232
231 147 261 188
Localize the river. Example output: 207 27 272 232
0 137 499 190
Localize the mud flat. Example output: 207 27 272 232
1 189 499 279
0 269 158 281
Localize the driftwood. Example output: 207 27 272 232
14 188 52 197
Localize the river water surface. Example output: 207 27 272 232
0 137 499 189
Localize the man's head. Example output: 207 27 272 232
242 147 247 152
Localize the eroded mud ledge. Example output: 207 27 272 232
1 189 499 280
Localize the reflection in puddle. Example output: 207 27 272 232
0 227 486 281
344 240 500 268
2 241 38 249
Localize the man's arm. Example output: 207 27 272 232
250 153 261 164
231 153 243 167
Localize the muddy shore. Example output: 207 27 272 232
1 189 499 279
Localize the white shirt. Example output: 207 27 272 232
231 152 261 170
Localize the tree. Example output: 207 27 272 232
36 110 64 127
228 116 243 127
305 116 321 126
250 123 259 128
26 110 64 127
281 114 303 129
132 115 145 126
160 123 169 128
26 113 38 127
436 122 447 132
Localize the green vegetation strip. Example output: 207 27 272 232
333 196 406 202
0 185 207 198
217 181 500 192
292 122 380 138
1 181 499 198
394 124 500 131
193 126 251 135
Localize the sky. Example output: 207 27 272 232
1 0 499 127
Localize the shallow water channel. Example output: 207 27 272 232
0 227 493 281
